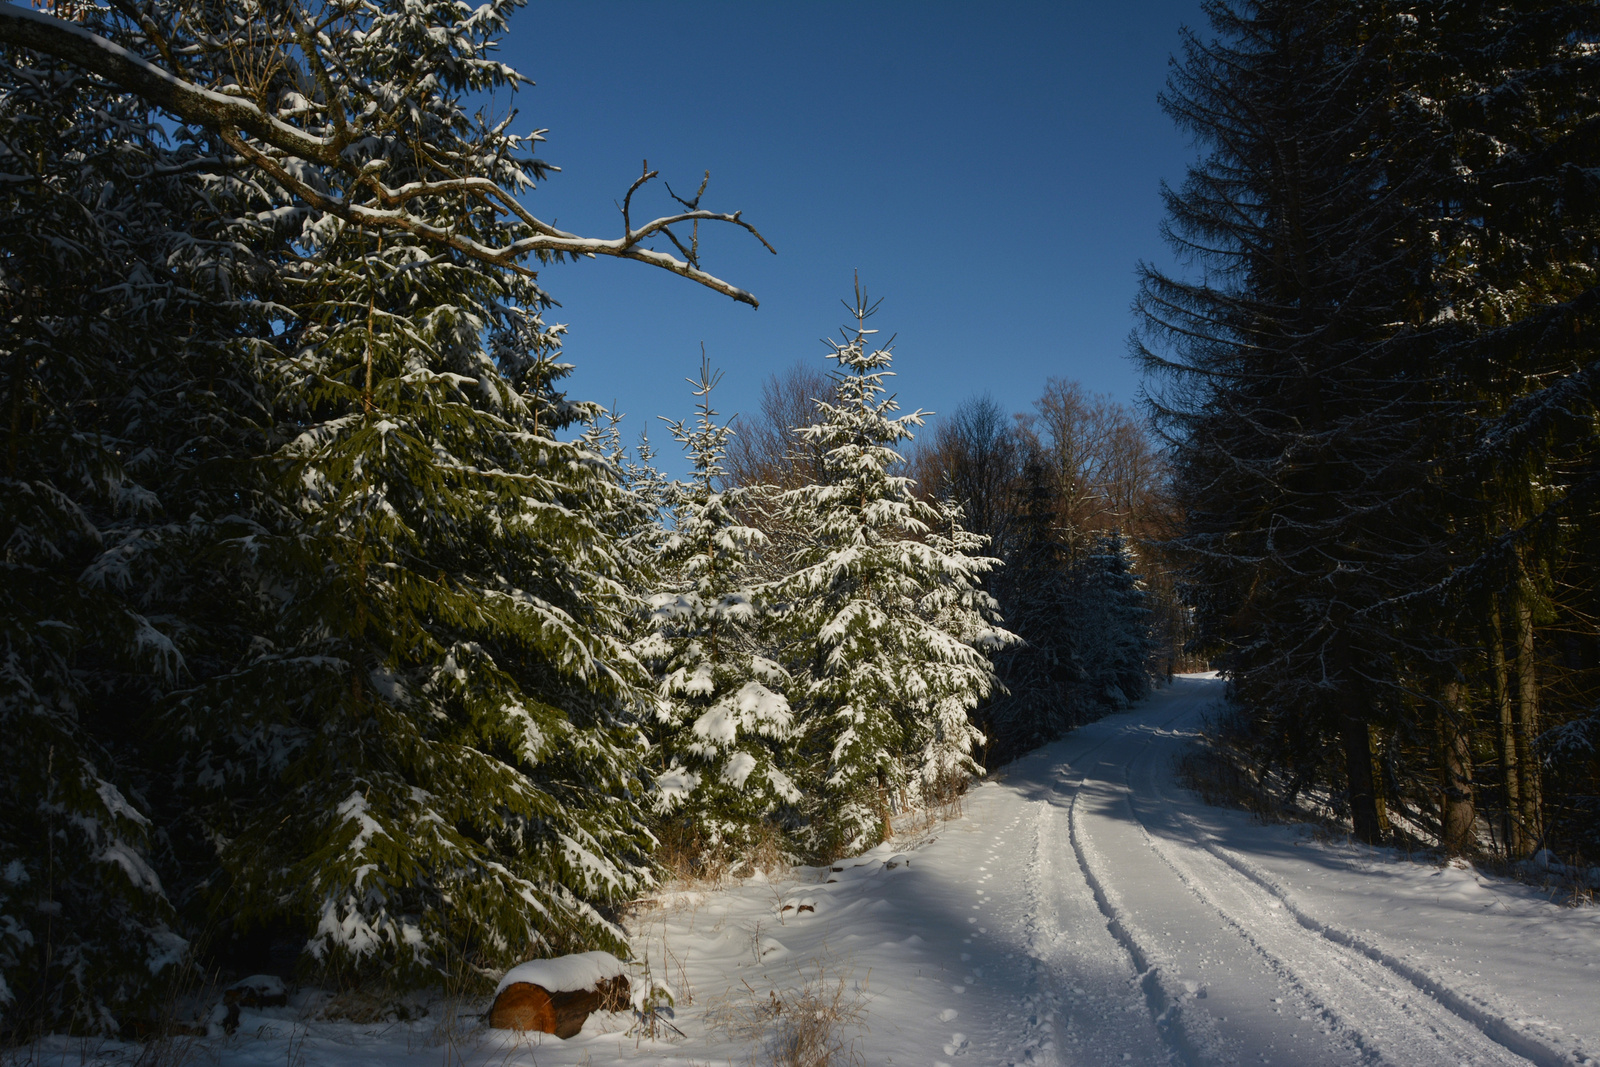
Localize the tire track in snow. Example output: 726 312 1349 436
1018 801 1063 1067
1059 712 1235 1067
1148 770 1576 1067
1121 728 1531 1067
1029 784 1175 1066
1004 677 1564 1067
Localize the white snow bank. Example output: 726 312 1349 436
495 951 625 996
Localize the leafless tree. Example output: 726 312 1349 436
912 394 1023 559
726 361 837 492
1016 378 1173 552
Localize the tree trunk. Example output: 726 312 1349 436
876 765 893 843
1341 714 1386 845
1437 681 1475 855
1512 578 1543 849
1486 599 1525 857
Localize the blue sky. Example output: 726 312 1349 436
496 1 1207 476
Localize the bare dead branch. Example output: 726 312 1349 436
664 170 708 211
660 225 697 268
0 1 773 306
621 159 655 237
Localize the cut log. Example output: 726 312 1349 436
225 974 288 1009
489 975 629 1038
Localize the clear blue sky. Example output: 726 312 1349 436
496 1 1206 477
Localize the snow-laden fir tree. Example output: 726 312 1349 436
909 498 1015 800
776 284 1013 856
0 32 252 1032
180 262 656 983
636 359 798 862
2 0 771 1020
104 0 696 985
605 422 674 586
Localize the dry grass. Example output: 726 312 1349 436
707 961 869 1067
739 822 792 882
656 830 733 891
655 819 794 890
1175 742 1286 821
886 770 971 849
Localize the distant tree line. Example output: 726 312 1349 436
731 371 1188 766
1140 0 1599 862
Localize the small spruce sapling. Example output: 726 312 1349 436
637 357 799 867
775 283 1013 856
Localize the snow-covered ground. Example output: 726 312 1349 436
30 674 1600 1066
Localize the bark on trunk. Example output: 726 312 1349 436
1341 714 1386 845
1487 600 1525 857
1437 681 1475 856
1513 579 1543 849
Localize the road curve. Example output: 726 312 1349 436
995 674 1567 1067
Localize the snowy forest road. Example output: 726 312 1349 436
972 674 1598 1067
156 675 1599 1067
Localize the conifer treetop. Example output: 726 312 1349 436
775 285 1012 853
789 278 934 551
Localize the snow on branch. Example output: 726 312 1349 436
0 1 774 306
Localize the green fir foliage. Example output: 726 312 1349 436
775 284 1013 857
636 358 798 862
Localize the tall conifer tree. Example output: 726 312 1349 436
1136 0 1459 843
637 359 799 861
1 0 769 1017
775 285 1011 855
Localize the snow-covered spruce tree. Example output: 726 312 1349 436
2 0 771 998
776 285 1012 856
604 420 674 590
171 251 664 982
635 359 798 864
910 498 1014 801
0 29 262 1033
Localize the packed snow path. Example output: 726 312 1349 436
978 673 1599 1067
529 672 1594 1065
52 674 1597 1067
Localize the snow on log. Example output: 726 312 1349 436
225 974 288 1008
489 951 629 1038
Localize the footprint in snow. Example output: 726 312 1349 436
939 1008 959 1022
